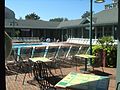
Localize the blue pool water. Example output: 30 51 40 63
12 42 49 57
12 42 49 48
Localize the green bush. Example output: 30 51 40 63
92 36 117 67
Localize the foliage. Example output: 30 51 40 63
49 17 68 22
97 36 114 51
19 17 23 20
92 45 102 55
81 11 93 18
92 36 117 67
25 12 40 20
15 30 20 37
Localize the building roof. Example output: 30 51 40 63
5 19 60 29
5 7 118 29
5 7 15 19
93 7 118 25
57 19 83 28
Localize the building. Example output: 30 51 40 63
5 2 118 41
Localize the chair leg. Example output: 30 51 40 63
116 82 120 90
59 67 63 77
101 66 104 72
58 62 63 76
22 73 27 85
15 73 18 81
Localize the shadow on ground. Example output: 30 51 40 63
91 70 112 76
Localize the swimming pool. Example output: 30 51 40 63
12 42 49 48
12 42 50 59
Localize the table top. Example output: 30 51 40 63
75 54 97 59
29 57 52 63
55 72 109 90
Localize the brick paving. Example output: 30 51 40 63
6 65 116 90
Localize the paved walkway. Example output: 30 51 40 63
6 66 116 90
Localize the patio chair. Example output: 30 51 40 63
91 49 104 72
116 82 120 90
33 61 62 90
77 45 90 54
65 45 81 67
15 47 34 85
32 46 47 58
55 45 72 68
45 45 63 76
5 48 18 74
74 45 90 71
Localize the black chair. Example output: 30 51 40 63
33 61 62 90
116 82 120 90
5 48 18 74
33 46 47 57
45 45 64 76
15 47 34 85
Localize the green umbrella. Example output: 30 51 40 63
5 32 12 59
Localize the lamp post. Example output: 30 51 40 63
89 0 105 65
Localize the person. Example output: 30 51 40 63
53 38 56 42
56 39 60 42
46 38 51 42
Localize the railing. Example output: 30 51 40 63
11 37 40 43
66 38 118 45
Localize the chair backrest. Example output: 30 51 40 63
46 45 59 59
33 61 55 82
33 61 62 89
33 46 47 57
56 45 71 59
78 45 89 54
19 47 33 60
68 45 80 57
6 48 18 63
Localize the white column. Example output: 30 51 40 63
61 29 63 41
102 27 105 37
95 27 97 39
112 26 115 39
81 27 83 38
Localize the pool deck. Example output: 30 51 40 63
6 65 116 90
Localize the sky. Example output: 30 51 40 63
5 0 113 21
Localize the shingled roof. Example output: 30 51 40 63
5 19 60 29
93 7 118 25
5 7 118 29
57 19 83 28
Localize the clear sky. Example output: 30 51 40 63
5 0 112 21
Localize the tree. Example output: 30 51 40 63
81 11 93 18
49 17 68 22
25 12 40 20
19 17 23 20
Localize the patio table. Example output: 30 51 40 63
75 54 97 73
28 57 53 82
29 57 52 63
55 72 110 90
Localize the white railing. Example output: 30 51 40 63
66 38 118 45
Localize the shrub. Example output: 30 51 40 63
92 36 117 67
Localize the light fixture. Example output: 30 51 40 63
94 0 105 3
89 0 105 66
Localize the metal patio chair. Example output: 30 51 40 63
5 48 18 74
45 45 63 76
15 47 34 85
33 61 62 90
33 46 47 58
55 45 72 68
